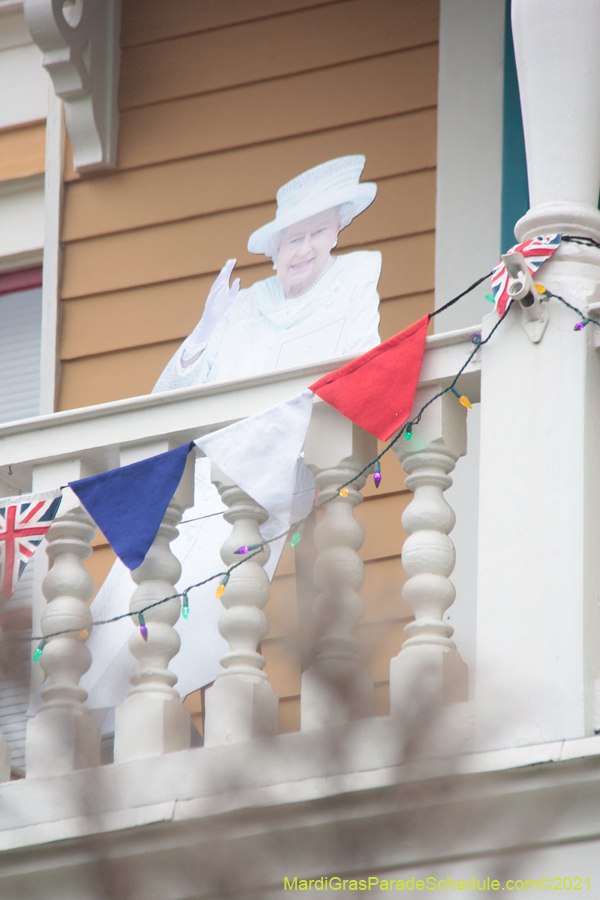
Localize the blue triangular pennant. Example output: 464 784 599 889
69 443 194 570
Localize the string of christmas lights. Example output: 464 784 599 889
27 269 598 659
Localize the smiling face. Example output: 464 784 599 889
274 208 340 299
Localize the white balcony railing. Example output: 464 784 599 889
0 324 480 781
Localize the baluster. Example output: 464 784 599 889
25 503 100 777
203 465 278 746
301 461 374 729
301 404 375 730
113 454 195 764
390 387 468 712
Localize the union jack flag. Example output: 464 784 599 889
0 491 62 599
492 234 562 316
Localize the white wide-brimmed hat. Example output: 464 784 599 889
247 155 377 256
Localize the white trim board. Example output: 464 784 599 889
0 178 44 261
435 0 505 331
0 38 48 128
434 0 507 701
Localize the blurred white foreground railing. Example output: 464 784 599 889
0 326 480 779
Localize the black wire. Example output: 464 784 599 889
562 235 600 251
429 271 493 318
544 289 600 330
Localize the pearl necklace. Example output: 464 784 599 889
287 256 336 300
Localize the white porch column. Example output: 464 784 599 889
475 0 600 748
26 460 100 777
113 453 195 763
203 466 278 746
391 388 468 713
301 403 376 730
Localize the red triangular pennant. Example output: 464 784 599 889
309 316 429 441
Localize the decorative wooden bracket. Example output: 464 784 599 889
502 250 549 343
24 0 121 173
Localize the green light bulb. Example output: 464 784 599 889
290 521 306 548
33 639 45 663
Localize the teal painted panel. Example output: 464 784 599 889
501 0 529 252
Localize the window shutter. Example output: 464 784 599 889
0 287 42 425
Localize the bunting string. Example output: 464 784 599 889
561 235 600 251
428 270 494 319
14 256 599 651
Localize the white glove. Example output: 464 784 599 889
181 259 240 366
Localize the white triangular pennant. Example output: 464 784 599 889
195 389 315 539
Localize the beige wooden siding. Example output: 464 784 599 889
0 123 46 182
61 0 439 730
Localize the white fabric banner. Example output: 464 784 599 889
195 388 316 543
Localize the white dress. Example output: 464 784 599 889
153 250 382 392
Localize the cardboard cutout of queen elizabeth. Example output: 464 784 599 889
77 158 382 728
154 155 381 391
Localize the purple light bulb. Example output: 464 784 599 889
373 460 382 489
574 322 585 332
140 624 148 641
234 545 249 555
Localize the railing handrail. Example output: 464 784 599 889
0 326 482 473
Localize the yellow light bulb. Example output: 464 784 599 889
534 283 546 293
459 395 472 410
78 629 89 641
339 488 349 497
216 583 225 598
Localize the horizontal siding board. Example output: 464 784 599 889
267 574 297 638
58 341 185 410
83 543 118 600
362 556 411 621
356 492 410 560
0 122 45 182
0 718 28 735
119 0 438 110
0 704 30 720
120 0 340 48
61 171 435 299
278 696 300 734
379 291 434 342
62 110 436 241
113 46 438 172
274 540 296 578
